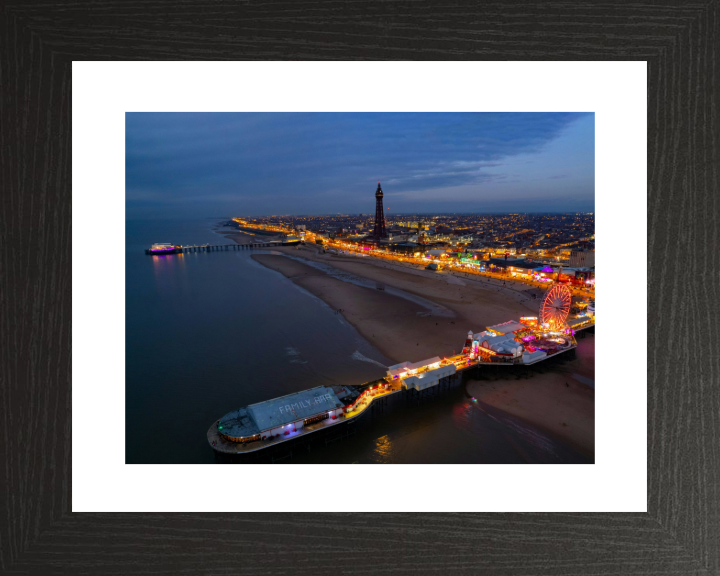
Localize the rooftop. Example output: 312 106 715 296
247 386 345 432
486 321 526 334
217 407 260 439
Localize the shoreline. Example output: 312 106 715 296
251 253 441 364
249 247 546 365
465 336 595 456
466 366 595 458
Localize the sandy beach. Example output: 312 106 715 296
252 243 538 364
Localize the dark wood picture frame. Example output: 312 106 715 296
2 2 718 574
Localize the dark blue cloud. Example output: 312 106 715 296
126 112 594 217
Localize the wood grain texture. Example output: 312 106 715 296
1 1 718 574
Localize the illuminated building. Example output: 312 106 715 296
217 386 351 443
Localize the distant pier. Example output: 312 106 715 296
145 241 300 255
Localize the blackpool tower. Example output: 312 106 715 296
372 181 387 239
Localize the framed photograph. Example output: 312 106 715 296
124 110 597 469
3 3 717 574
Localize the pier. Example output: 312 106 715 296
207 376 449 459
206 341 587 460
144 242 300 255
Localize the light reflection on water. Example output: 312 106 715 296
372 434 394 462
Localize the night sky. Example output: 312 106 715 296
126 112 594 218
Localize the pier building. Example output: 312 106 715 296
218 386 355 443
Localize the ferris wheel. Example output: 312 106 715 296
539 284 571 329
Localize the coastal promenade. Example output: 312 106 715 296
230 221 595 300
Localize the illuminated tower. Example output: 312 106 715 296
372 181 387 239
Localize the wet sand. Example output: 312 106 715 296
252 253 450 364
466 351 595 458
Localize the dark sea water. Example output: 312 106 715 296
125 218 592 464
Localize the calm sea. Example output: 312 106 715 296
125 218 591 464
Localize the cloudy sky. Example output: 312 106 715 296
126 112 594 218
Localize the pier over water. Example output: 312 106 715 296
145 241 301 255
206 276 593 461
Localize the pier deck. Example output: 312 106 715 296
207 339 588 457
